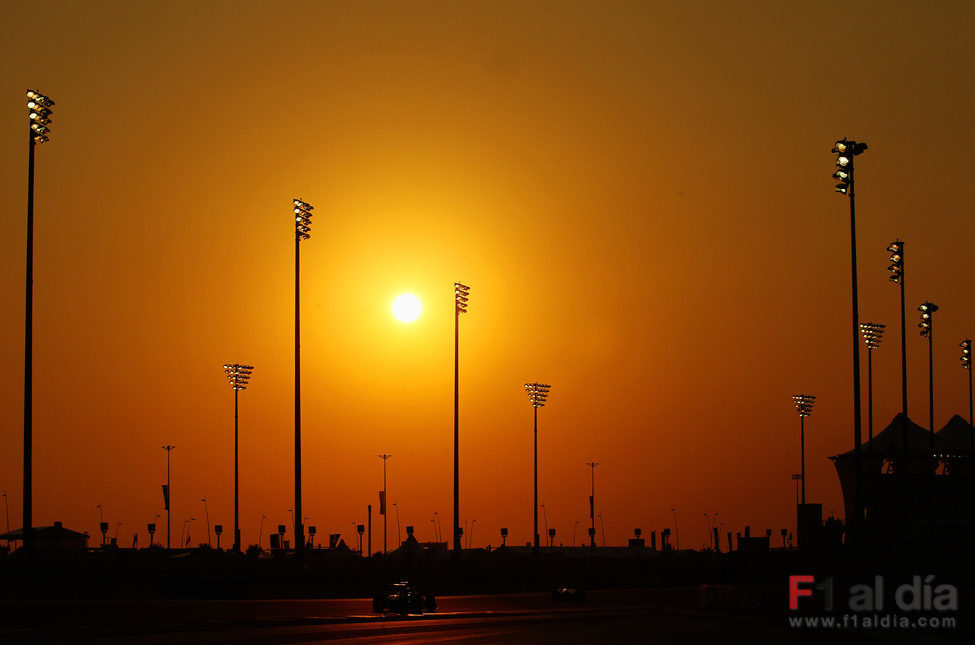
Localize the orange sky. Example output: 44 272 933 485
2 1 975 551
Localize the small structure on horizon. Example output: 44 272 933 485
1 521 88 553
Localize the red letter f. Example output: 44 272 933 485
789 575 815 610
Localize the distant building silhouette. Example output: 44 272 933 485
830 413 973 543
1 521 88 553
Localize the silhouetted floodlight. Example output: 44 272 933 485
918 302 938 337
27 91 54 145
452 282 470 555
223 363 254 555
525 382 551 553
792 394 816 505
292 198 315 562
831 136 867 538
919 302 939 446
888 241 904 284
22 89 55 558
859 322 885 350
455 282 470 314
859 323 886 446
294 198 313 241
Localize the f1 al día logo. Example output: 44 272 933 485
787 575 960 631
789 575 958 612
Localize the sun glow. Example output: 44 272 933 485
392 294 422 323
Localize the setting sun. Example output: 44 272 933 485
391 293 422 323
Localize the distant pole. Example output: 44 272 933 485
540 503 549 546
393 503 401 547
587 462 598 547
23 89 54 559
258 514 266 550
888 241 907 419
919 303 939 447
962 341 973 454
860 324 886 447
670 507 679 550
224 363 253 555
703 512 718 550
792 395 816 504
293 198 314 562
163 445 175 549
453 282 470 554
526 383 551 553
367 504 372 557
201 498 211 547
572 520 579 547
379 454 391 553
2 491 9 539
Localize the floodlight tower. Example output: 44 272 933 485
859 323 886 445
378 454 391 553
453 282 469 553
919 302 939 448
525 382 551 552
888 241 907 420
962 341 974 456
223 363 253 554
832 137 868 534
587 462 599 548
792 394 816 504
293 198 313 559
23 89 54 558
162 445 175 548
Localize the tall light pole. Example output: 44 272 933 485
540 503 549 547
293 198 313 561
378 454 391 553
888 241 907 420
859 323 886 446
258 513 266 550
792 394 816 504
962 340 973 427
525 382 551 553
587 462 598 548
2 491 9 543
670 507 679 551
201 498 211 547
919 302 939 448
23 89 54 558
162 445 174 548
703 512 718 550
833 137 868 535
962 341 975 474
393 502 401 547
223 363 253 555
453 282 469 554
